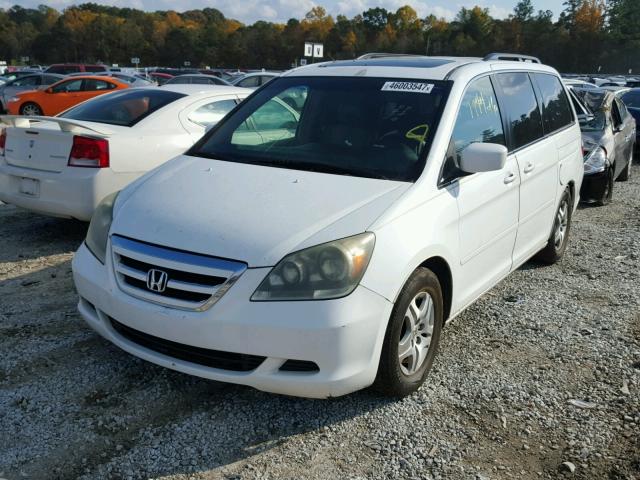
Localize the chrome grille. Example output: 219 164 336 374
111 235 246 311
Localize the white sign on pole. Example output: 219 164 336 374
300 58 308 66
304 42 313 57
313 44 324 58
131 57 140 65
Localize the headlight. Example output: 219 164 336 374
85 191 118 264
251 233 375 301
583 146 607 174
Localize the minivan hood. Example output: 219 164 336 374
112 156 409 267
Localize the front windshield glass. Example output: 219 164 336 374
60 89 185 126
192 76 450 182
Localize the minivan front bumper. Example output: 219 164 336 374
72 242 393 398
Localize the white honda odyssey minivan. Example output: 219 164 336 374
72 53 584 398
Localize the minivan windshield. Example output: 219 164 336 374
192 76 450 182
60 89 186 127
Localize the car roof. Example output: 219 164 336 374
236 71 280 78
285 54 558 81
156 84 251 96
56 75 124 81
173 74 214 78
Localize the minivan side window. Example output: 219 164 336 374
496 73 544 150
441 76 505 184
533 73 574 133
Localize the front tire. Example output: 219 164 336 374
535 188 572 265
374 267 444 397
19 102 42 116
595 168 614 206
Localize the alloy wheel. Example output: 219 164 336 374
554 198 569 249
398 291 435 376
21 104 41 116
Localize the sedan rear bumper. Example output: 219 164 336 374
0 159 135 221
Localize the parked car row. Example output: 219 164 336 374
0 84 251 220
0 53 634 400
563 80 637 204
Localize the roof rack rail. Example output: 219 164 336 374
483 53 541 64
357 53 425 60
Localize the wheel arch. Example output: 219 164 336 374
418 256 453 322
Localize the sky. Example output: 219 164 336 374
5 0 564 24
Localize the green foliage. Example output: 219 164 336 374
0 2 637 73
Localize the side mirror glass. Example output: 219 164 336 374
460 142 508 173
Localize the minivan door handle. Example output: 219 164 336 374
523 162 535 174
504 172 517 184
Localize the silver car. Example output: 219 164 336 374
573 89 636 205
230 72 280 89
0 73 64 112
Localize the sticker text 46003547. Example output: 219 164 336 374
381 82 435 94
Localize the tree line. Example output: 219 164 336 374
0 0 638 74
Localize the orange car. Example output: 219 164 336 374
6 75 130 116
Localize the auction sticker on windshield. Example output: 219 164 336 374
381 81 434 94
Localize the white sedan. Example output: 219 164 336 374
0 85 251 220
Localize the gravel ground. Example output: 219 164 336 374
0 166 639 480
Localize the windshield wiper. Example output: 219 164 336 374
189 152 390 180
296 162 390 180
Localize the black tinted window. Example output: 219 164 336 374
192 76 212 85
442 76 505 183
238 76 260 88
48 66 79 74
60 89 185 127
11 75 40 86
621 91 640 108
51 79 83 93
496 73 543 150
534 73 573 133
166 76 190 85
83 79 113 91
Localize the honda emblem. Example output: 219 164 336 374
146 269 168 293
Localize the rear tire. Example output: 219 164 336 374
19 102 42 116
618 149 632 182
535 188 572 265
373 267 443 397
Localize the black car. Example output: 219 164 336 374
619 88 640 150
573 89 635 205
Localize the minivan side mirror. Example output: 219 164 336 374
45 87 53 94
460 142 508 173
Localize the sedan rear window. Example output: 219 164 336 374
193 76 450 182
60 89 186 127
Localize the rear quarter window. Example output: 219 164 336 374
495 72 544 150
533 73 574 133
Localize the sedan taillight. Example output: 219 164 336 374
68 135 109 168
